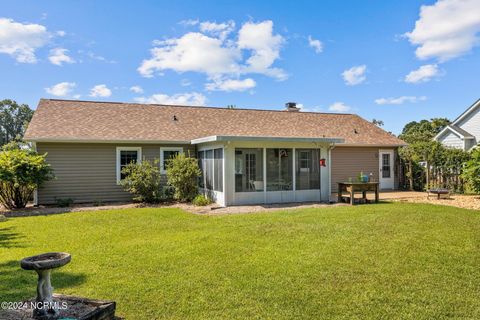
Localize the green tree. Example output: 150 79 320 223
399 145 419 190
0 99 34 146
372 119 384 127
166 153 201 202
399 118 450 144
0 142 54 209
462 148 480 193
120 159 163 203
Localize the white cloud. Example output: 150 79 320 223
237 20 286 80
308 35 323 53
89 84 112 97
138 20 287 85
85 51 116 63
342 65 367 86
180 79 191 87
328 102 351 113
134 92 206 106
0 18 50 63
129 85 144 94
404 64 440 83
48 47 75 66
199 20 235 40
205 78 256 92
375 96 427 105
56 30 66 37
179 19 199 26
405 0 480 62
45 82 76 97
298 103 322 112
138 32 241 77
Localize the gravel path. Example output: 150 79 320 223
1 191 478 218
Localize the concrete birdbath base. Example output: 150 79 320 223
20 252 71 319
0 294 116 320
13 252 117 320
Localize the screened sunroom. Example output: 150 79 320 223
194 136 343 206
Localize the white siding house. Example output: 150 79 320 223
435 99 480 151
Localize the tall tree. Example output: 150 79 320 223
372 119 384 127
399 118 450 144
398 118 451 190
0 99 33 145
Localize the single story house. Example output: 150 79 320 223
435 98 480 151
24 99 406 206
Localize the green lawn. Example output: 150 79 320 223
1 203 479 319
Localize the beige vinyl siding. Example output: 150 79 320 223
36 142 195 204
331 147 399 192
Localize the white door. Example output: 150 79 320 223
379 150 394 189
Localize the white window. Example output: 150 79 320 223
160 147 183 173
116 147 142 183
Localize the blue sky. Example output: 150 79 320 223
1 0 479 134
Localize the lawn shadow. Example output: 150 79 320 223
0 226 24 248
0 260 87 302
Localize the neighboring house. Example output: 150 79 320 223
24 99 405 206
435 99 480 151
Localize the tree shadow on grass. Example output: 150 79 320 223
0 260 87 302
0 226 23 248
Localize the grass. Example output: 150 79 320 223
1 203 479 319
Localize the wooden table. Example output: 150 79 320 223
338 182 379 205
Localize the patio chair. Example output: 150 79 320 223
251 180 264 191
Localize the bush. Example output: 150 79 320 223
161 186 175 201
462 148 480 194
192 194 212 206
120 159 163 203
0 144 54 209
166 153 201 202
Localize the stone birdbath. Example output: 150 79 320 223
21 252 71 319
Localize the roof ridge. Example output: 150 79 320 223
41 98 355 116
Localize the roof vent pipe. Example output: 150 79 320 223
285 102 300 112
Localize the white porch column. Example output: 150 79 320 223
292 148 296 201
320 146 331 202
263 147 267 204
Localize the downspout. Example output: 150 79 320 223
32 141 39 207
327 143 336 203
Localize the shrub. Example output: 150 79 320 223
55 197 74 207
166 153 201 202
0 144 54 209
192 194 212 206
161 186 175 201
462 148 480 194
120 159 163 203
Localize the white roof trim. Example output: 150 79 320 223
434 125 474 141
452 98 480 125
191 135 345 145
337 143 406 147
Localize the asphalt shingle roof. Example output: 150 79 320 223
24 99 406 146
